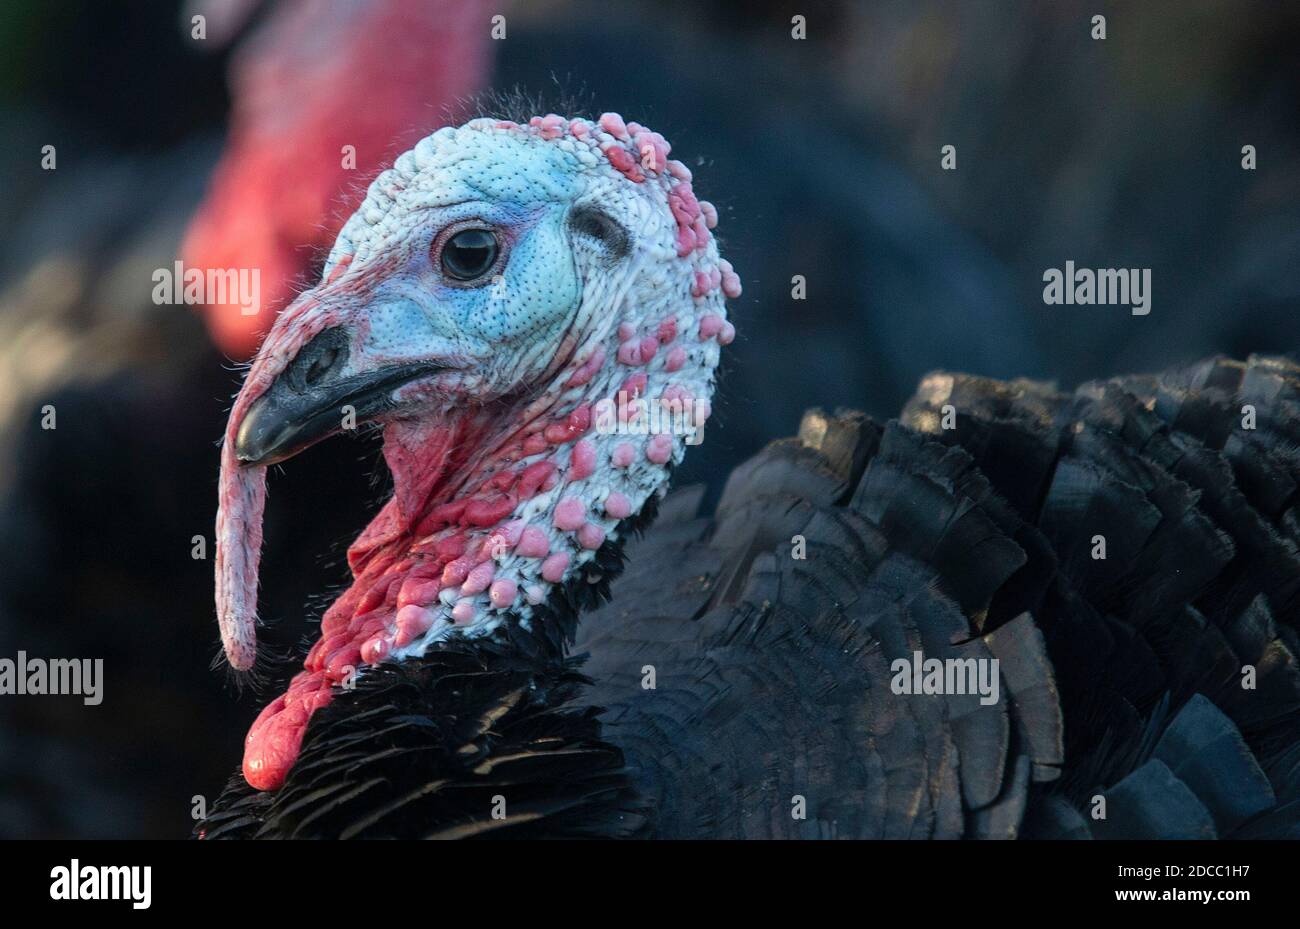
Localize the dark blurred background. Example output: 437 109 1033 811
0 0 1296 837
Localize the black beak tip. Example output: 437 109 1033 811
232 417 267 467
232 395 286 467
228 325 442 469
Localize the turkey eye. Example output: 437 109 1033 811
440 228 498 281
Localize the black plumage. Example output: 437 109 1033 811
200 354 1300 839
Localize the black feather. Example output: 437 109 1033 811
201 355 1300 839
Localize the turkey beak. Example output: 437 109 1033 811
234 325 443 467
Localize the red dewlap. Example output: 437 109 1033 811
234 407 600 791
243 671 333 790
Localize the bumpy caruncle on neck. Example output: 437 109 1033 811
215 112 741 791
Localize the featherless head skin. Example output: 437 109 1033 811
215 113 741 790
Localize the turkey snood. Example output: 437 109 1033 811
215 113 741 790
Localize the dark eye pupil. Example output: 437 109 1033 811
441 229 498 281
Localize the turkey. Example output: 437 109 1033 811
181 0 493 357
197 110 1300 839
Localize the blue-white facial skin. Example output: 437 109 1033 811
314 126 650 410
